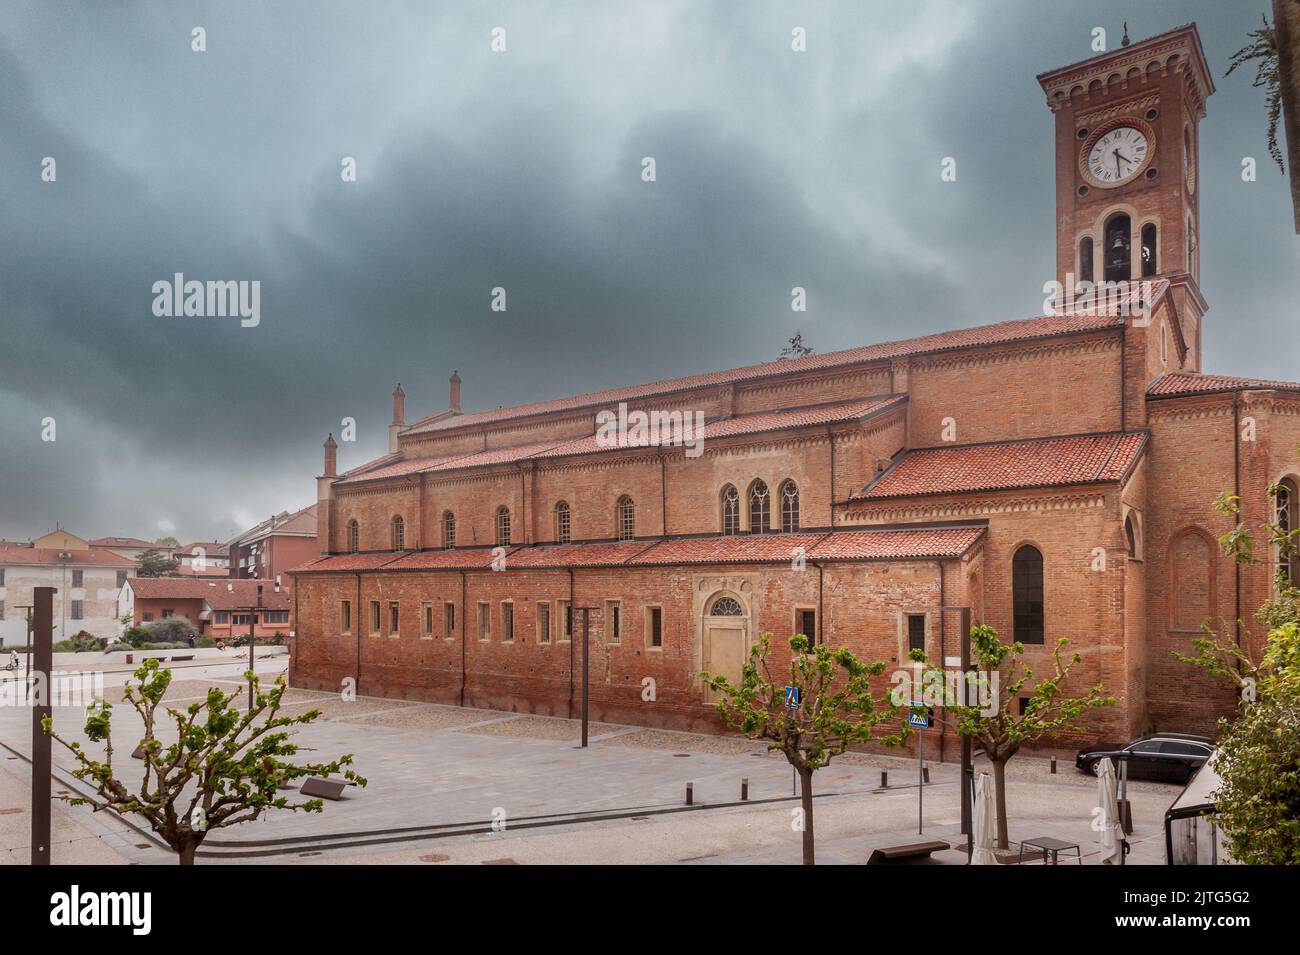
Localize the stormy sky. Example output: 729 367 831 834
0 1 1295 544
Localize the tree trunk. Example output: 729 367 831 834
992 758 1010 851
178 840 197 865
798 766 815 866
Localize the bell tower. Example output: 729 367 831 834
1038 23 1214 369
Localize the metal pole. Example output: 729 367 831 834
580 608 590 748
31 586 54 866
918 724 924 835
248 585 262 709
959 607 973 858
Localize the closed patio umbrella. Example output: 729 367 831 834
971 772 997 865
1097 757 1124 865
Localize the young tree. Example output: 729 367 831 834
702 632 906 865
909 626 1114 850
44 658 365 864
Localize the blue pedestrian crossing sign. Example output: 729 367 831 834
784 686 800 708
908 704 931 728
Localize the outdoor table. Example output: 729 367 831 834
1018 836 1082 865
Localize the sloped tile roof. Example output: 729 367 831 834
1148 372 1300 398
852 432 1147 500
336 395 908 486
806 526 985 560
404 310 1133 436
289 526 984 573
0 542 137 567
89 536 155 548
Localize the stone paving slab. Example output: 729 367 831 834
338 704 507 731
461 715 622 741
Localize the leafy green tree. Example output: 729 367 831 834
144 617 200 647
1174 476 1300 862
910 626 1114 850
44 659 365 864
702 632 906 865
136 548 179 577
1228 13 1284 172
154 536 180 548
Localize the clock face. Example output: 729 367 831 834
1085 126 1150 186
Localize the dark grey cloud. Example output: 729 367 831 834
0 1 1295 542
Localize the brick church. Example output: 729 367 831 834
288 24 1300 754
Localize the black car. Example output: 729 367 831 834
1076 733 1214 784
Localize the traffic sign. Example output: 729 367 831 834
784 686 800 708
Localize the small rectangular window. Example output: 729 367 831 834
71 599 84 620
215 610 230 625
162 608 174 619
389 602 400 636
537 602 551 644
421 602 433 639
116 571 128 588
264 610 289 624
647 607 663 648
557 600 572 642
0 600 5 621
143 612 154 622
444 602 456 639
340 600 351 633
478 602 490 641
606 600 621 644
907 614 926 653
797 609 817 643
71 570 84 588
370 601 381 635
501 601 514 643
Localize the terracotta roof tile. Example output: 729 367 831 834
289 527 985 572
89 536 155 548
404 310 1132 436
853 432 1147 500
806 526 984 560
0 542 137 567
1148 372 1300 398
337 396 908 485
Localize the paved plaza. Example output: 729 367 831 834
0 658 1181 865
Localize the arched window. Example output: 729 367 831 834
1125 514 1141 560
1277 478 1299 588
391 515 405 551
1140 223 1158 277
720 485 740 535
555 501 571 544
1103 213 1131 282
709 596 743 616
442 511 455 550
779 480 800 533
496 506 511 547
1012 545 1044 645
617 496 635 541
347 519 359 554
749 480 770 534
1078 236 1094 284
1170 529 1214 630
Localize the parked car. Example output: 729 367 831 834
1076 733 1214 784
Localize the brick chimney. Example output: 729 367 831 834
450 370 462 413
323 432 338 476
388 383 405 453
317 433 340 555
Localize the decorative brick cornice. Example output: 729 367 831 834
838 492 1109 524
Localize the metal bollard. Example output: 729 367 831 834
880 771 888 788
1050 756 1057 775
740 777 749 801
686 782 693 806
922 767 930 785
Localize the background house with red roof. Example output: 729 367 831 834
120 577 292 640
1 529 136 646
227 505 317 586
89 536 173 563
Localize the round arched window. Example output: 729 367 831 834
709 596 743 616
